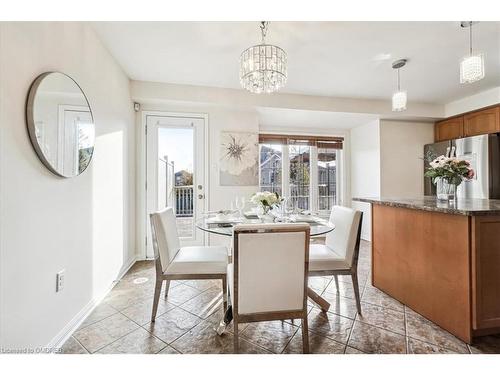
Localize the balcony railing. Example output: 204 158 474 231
173 185 332 216
174 185 193 217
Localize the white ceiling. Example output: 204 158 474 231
92 21 500 104
257 108 378 130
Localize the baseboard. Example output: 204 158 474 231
135 247 150 261
47 296 98 351
48 255 138 350
115 255 138 281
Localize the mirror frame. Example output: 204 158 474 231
26 71 95 178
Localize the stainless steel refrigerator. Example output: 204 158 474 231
423 133 500 199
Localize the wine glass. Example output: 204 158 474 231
285 198 298 220
277 197 287 222
235 197 245 218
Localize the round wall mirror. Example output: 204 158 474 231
26 72 95 178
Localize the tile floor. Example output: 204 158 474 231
61 240 500 354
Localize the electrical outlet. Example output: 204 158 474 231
56 270 65 292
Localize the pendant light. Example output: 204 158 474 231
240 21 287 94
392 59 407 112
460 21 484 84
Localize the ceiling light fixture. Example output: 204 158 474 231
460 21 484 84
392 59 408 112
240 21 287 94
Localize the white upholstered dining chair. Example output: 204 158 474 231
149 207 228 321
308 206 363 314
228 223 311 353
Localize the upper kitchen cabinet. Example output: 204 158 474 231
435 116 464 142
435 105 500 142
464 106 500 137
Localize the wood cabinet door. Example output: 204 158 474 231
464 107 500 137
435 116 464 142
471 216 500 331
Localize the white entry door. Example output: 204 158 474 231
146 115 207 258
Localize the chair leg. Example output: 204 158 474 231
233 318 239 354
301 315 310 354
222 275 227 311
151 278 163 322
334 274 339 293
351 272 362 315
164 279 171 299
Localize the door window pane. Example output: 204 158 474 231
289 144 310 210
259 144 282 196
158 127 194 237
317 148 337 211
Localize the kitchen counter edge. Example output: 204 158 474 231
352 197 500 216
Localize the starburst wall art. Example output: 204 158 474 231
219 131 259 186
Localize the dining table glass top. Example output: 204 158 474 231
195 213 335 237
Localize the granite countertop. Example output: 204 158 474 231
353 197 500 216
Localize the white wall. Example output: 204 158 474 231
0 22 135 349
131 80 444 119
350 119 434 240
350 121 380 241
445 86 500 117
379 120 435 197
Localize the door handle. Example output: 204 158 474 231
198 194 204 199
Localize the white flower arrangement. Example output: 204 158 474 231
250 191 281 213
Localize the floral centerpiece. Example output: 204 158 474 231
250 191 281 215
424 155 474 201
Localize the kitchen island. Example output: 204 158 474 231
354 197 500 344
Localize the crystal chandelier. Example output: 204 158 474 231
392 59 407 112
460 21 484 84
240 22 287 94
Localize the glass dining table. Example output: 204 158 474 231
195 213 335 334
195 214 335 237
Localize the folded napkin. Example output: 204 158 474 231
205 217 243 224
290 214 318 223
243 211 259 219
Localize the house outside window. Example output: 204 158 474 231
258 134 342 213
259 144 282 196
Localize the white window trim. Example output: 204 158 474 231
310 145 319 212
336 149 343 206
282 145 290 198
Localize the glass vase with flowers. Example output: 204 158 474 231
424 155 475 201
250 191 282 222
